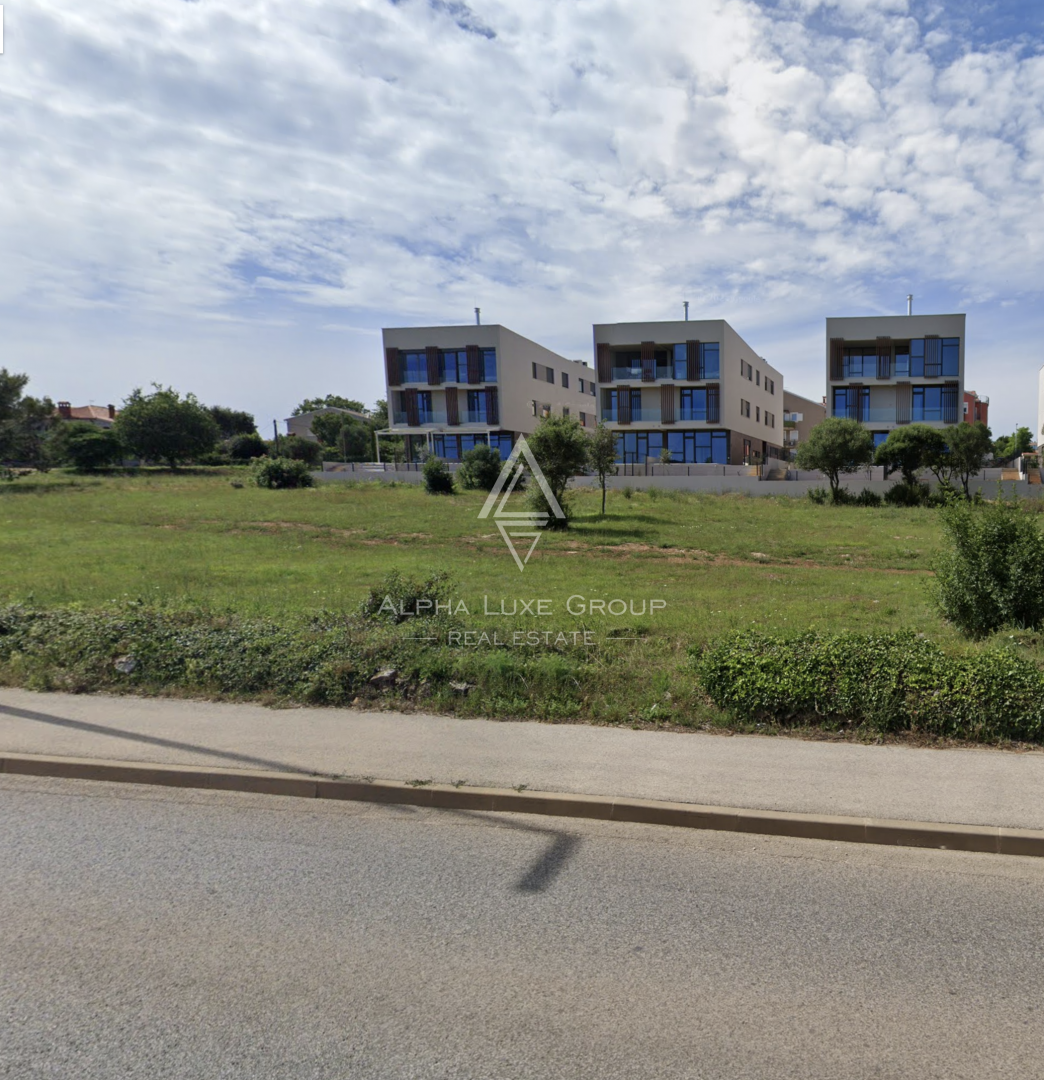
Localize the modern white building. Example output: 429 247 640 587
593 320 784 464
826 313 966 450
380 324 597 461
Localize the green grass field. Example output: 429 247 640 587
0 468 1032 728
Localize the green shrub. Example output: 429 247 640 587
694 630 1044 742
854 487 883 507
806 486 829 504
933 498 1044 638
226 432 267 460
422 456 455 495
195 450 232 466
360 570 453 623
884 481 930 507
266 435 323 467
457 444 504 491
254 457 315 489
47 422 125 471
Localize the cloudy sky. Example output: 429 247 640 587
2 0 1043 435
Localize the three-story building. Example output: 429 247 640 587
593 320 784 465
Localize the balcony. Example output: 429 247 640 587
392 410 449 427
607 364 720 383
601 408 662 423
831 407 897 424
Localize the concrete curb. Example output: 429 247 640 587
4 752 1044 858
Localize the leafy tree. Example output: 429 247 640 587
0 370 54 467
48 421 124 471
588 421 618 516
422 455 455 495
208 405 257 439
114 385 220 468
932 422 992 499
993 426 1033 463
526 414 590 529
370 399 389 428
225 432 268 461
458 444 504 491
293 395 367 416
874 424 945 486
266 434 323 467
794 417 874 503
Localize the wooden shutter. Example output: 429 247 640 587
618 385 631 425
404 387 419 426
895 382 911 425
942 382 959 424
445 387 459 426
706 385 720 424
876 338 891 380
385 347 402 388
924 336 942 377
849 383 864 421
686 341 700 381
597 343 612 383
829 338 844 381
660 385 675 424
641 341 655 382
466 345 482 384
486 387 499 426
425 346 441 385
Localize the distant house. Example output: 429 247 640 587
55 402 117 429
284 407 370 442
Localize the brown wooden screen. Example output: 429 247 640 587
385 347 402 388
597 343 612 383
876 338 891 380
924 336 942 377
466 345 482 384
895 382 912 425
404 388 419 426
445 387 459 426
942 382 959 424
829 338 844 381
641 341 655 382
660 385 675 424
686 340 700 381
707 385 720 423
486 387 499 426
618 385 631 425
425 346 440 385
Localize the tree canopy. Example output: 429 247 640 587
114 386 220 468
942 422 993 498
48 421 125 471
794 417 874 501
993 426 1033 463
0 369 54 467
293 396 367 416
588 421 618 516
208 406 257 439
874 424 945 487
526 414 590 528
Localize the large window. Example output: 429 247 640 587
842 346 876 378
679 388 707 421
482 348 497 382
941 338 959 377
401 351 427 383
615 430 727 464
912 386 943 421
833 386 868 420
467 389 487 423
601 388 643 422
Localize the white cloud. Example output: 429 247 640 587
0 0 1042 431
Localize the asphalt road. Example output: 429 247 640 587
2 776 1044 1079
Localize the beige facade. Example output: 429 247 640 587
381 325 597 461
593 320 784 465
782 390 826 456
826 314 966 448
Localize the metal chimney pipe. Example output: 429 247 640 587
683 301 689 321
907 294 913 316
475 307 481 326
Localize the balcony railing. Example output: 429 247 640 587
607 365 720 383
392 410 449 426
600 408 662 423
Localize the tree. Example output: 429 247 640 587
874 424 945 487
0 369 54 467
794 417 874 503
993 426 1033 463
208 406 257 438
114 385 220 468
458 444 504 491
225 432 268 461
588 422 618 516
423 455 455 495
293 395 367 416
48 421 124 471
266 434 323 467
526 414 590 529
939 422 993 499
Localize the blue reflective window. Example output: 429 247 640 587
941 338 959 377
402 351 427 383
701 343 720 379
910 340 925 377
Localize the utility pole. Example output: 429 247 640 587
683 301 689 321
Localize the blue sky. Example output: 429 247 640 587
2 0 1043 434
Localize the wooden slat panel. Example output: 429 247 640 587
686 341 700 381
618 385 631 425
466 345 482 384
385 347 402 388
425 346 441 385
706 385 720 424
641 341 655 382
660 384 675 424
876 338 891 380
924 336 942 377
597 343 612 383
829 338 844 381
404 387 419 426
895 382 911 425
486 387 499 426
445 387 459 426
942 382 959 425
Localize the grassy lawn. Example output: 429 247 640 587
0 468 1031 729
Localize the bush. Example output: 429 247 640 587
854 487 883 507
457 444 504 491
47 422 125 471
694 630 1044 742
806 486 829 505
254 457 315 489
360 570 453 623
267 435 323 467
423 456 455 495
884 481 930 507
226 432 267 461
933 498 1044 638
527 481 570 528
194 450 232 466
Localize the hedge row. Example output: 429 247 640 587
694 630 1044 742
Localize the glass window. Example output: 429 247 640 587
910 340 925 377
702 343 720 379
417 391 433 423
842 347 876 378
912 386 943 421
894 344 910 377
872 432 889 449
941 338 959 377
679 388 707 421
546 368 555 384
482 349 497 382
489 434 512 460
402 351 427 383
467 389 486 423
562 372 569 389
